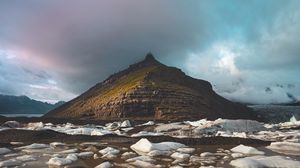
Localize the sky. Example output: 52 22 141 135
0 0 300 104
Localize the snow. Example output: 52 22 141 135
95 161 113 168
230 155 300 168
267 141 300 155
47 157 73 166
131 131 164 137
18 143 49 149
0 148 11 155
130 138 186 155
99 147 120 155
231 144 264 155
0 159 22 167
170 152 190 160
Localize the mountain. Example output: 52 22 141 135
45 53 255 120
0 94 65 114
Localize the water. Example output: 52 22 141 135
0 113 43 117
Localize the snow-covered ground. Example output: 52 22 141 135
0 117 300 167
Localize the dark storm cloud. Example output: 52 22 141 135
0 0 300 103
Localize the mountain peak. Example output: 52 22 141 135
138 52 161 67
145 52 155 61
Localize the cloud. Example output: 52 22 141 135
0 0 299 104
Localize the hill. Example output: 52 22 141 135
0 94 64 114
45 53 255 120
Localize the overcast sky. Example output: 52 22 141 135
0 0 300 104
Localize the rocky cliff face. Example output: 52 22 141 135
45 53 255 120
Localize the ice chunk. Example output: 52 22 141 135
0 148 11 155
47 157 73 166
95 161 113 168
155 123 184 132
126 155 156 163
16 155 37 162
17 143 49 149
99 147 120 155
78 152 94 158
267 141 300 155
184 119 209 127
147 150 172 157
200 152 214 157
131 131 164 137
130 160 163 168
0 159 22 167
121 120 131 127
121 152 137 160
170 152 190 160
230 144 264 155
27 122 44 130
58 148 78 154
231 153 244 158
141 121 155 126
62 128 113 136
230 155 300 168
50 142 66 148
176 147 195 154
130 138 185 155
66 154 78 162
2 121 20 128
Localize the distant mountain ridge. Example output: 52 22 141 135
0 94 65 114
46 53 255 120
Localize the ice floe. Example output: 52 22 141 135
267 141 300 155
130 138 186 155
0 159 22 167
2 121 20 128
47 157 73 166
230 155 300 168
131 131 164 137
0 148 11 155
16 155 37 162
230 144 265 155
95 161 113 168
99 147 120 155
17 143 49 150
78 151 94 158
170 152 190 160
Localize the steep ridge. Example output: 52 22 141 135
45 53 255 120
